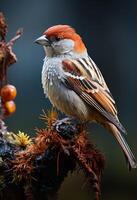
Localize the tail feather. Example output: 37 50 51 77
107 123 137 169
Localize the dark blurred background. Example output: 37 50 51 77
1 0 137 199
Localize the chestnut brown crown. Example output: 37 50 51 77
44 25 86 53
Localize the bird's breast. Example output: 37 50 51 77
42 57 64 96
41 58 90 120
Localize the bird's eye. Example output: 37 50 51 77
55 37 61 41
50 36 61 42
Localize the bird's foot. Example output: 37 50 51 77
52 117 80 139
53 117 71 133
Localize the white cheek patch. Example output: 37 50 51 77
53 39 74 54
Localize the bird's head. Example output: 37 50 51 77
35 25 87 57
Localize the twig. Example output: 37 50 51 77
7 28 23 48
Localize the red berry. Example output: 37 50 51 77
4 101 16 116
1 84 17 102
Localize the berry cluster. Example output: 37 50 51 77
0 84 17 116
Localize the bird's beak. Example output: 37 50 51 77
35 35 50 46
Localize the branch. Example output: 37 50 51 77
7 28 23 48
0 111 105 200
0 13 22 120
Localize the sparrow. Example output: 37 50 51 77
35 25 137 169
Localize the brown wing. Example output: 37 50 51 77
62 58 126 133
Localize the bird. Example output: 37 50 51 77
35 24 137 169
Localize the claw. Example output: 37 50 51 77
53 117 71 132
